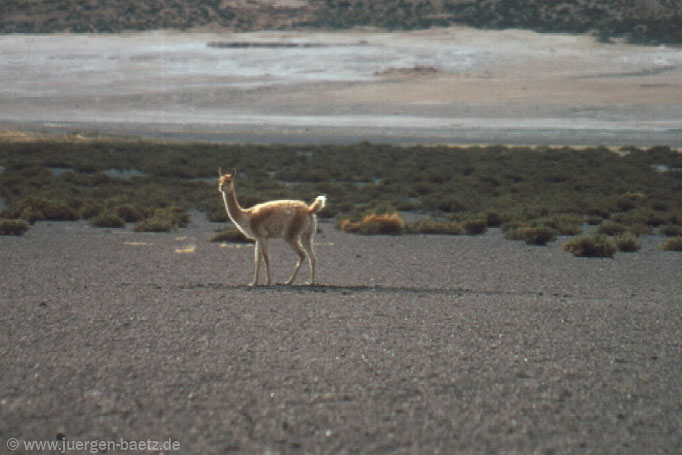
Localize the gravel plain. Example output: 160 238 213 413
1 214 681 454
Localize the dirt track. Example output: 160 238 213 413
1 215 680 454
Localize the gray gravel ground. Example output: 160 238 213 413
1 215 681 454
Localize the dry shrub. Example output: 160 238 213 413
134 206 190 232
614 234 641 252
563 234 616 258
462 218 487 235
341 212 404 235
406 218 462 235
661 236 682 251
210 226 253 243
0 219 29 236
89 214 125 228
515 226 557 245
116 204 144 222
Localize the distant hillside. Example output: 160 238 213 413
1 0 681 44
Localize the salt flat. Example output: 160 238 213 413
2 27 682 145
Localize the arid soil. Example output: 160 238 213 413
2 27 682 146
1 214 680 454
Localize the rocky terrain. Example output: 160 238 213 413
1 216 681 454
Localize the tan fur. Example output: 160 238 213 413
218 170 326 286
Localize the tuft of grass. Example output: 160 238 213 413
340 212 404 235
614 233 641 252
89 213 126 228
661 236 682 251
563 234 616 258
210 226 253 243
0 219 29 236
405 218 462 235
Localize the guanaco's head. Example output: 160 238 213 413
218 167 237 193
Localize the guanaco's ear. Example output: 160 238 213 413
232 168 237 178
218 167 223 177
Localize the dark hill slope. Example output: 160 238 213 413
1 0 681 44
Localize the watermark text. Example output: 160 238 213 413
6 437 181 453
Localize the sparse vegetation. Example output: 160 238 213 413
1 135 680 252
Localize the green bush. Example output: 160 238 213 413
210 226 253 243
661 237 682 251
614 234 641 252
0 219 29 236
89 214 125 228
563 234 616 258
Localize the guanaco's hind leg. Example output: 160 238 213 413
302 232 317 285
261 240 272 285
284 237 307 285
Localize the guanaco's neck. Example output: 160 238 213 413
221 188 249 231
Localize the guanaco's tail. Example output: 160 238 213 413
308 195 327 214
